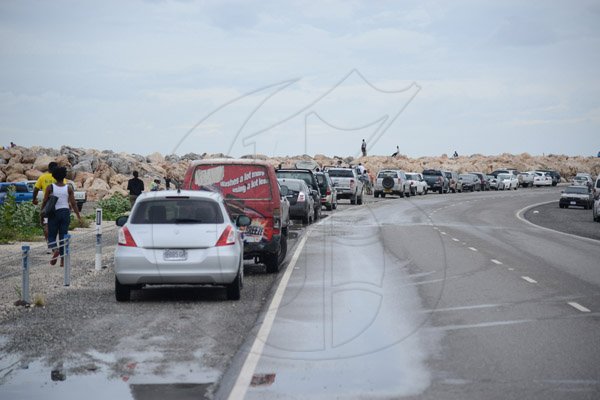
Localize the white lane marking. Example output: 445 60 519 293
521 276 538 284
440 231 447 235
433 227 439 230
508 268 515 271
452 238 460 242
491 259 503 265
428 319 532 332
568 302 591 313
227 232 310 400
468 247 478 252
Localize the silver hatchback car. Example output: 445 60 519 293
114 190 250 301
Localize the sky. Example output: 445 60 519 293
1 0 599 158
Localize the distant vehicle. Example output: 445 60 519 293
490 169 519 178
593 196 600 222
459 174 481 192
422 169 449 194
276 169 322 220
443 171 460 193
325 167 364 205
468 172 490 191
573 174 593 188
559 185 593 209
517 172 535 188
315 171 337 211
497 173 518 190
374 169 411 198
405 173 428 195
533 171 553 187
278 178 315 224
594 176 600 199
183 159 288 274
488 174 500 190
537 169 561 186
0 182 33 204
113 190 250 301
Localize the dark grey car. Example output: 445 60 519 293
278 178 315 224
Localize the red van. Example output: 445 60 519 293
183 159 287 273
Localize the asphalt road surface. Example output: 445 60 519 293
219 187 600 399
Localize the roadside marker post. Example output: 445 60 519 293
95 208 102 271
21 245 30 304
64 234 71 287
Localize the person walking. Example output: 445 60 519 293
361 139 367 157
127 171 144 206
41 167 82 266
32 161 61 243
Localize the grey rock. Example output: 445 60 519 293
106 157 133 175
131 154 146 163
165 154 180 163
181 153 203 161
60 146 86 166
72 160 94 174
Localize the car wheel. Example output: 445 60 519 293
115 277 131 302
302 211 310 224
374 192 379 198
357 191 363 205
226 262 243 300
332 201 337 210
380 193 386 198
326 204 332 211
438 188 443 194
314 206 321 220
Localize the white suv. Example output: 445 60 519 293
374 170 411 198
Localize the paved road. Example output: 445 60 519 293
219 187 600 399
524 199 600 241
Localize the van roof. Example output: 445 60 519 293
188 158 274 168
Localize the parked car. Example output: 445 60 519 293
532 171 553 187
497 173 518 190
573 175 593 188
325 167 364 205
422 169 449 194
468 172 490 191
275 169 322 220
25 179 87 211
459 174 481 192
277 182 291 233
559 185 594 209
373 169 411 198
593 196 600 222
183 159 287 274
487 175 500 190
405 173 428 195
594 176 600 199
538 169 561 186
278 178 315 224
517 172 535 188
443 171 461 193
0 182 33 204
113 190 251 301
315 171 337 211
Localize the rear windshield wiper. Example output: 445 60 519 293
173 218 203 223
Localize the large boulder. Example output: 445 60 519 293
33 155 56 172
85 178 111 201
146 152 164 164
165 154 180 163
93 162 115 182
72 160 95 174
25 169 42 180
106 157 134 175
60 146 87 166
5 163 26 175
0 170 5 182
131 153 146 163
6 173 27 182
73 172 94 188
181 152 203 161
108 186 128 198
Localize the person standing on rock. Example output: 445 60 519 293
127 171 144 206
361 139 367 157
32 161 61 242
41 167 82 267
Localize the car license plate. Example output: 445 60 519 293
570 201 576 205
384 189 392 193
163 249 187 261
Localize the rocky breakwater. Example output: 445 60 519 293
1 146 599 201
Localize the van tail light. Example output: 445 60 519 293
273 207 281 229
298 192 306 202
216 226 236 246
118 227 137 247
350 179 355 189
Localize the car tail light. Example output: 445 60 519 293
118 227 137 247
350 179 355 189
298 192 306 202
216 226 236 246
326 188 331 195
273 207 281 229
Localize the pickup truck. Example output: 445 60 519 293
422 169 449 194
324 167 364 205
26 180 87 211
0 182 33 204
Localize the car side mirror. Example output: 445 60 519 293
280 185 289 196
116 215 128 227
236 215 251 227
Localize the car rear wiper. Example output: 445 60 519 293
173 218 203 223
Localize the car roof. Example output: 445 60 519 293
136 189 223 202
278 178 308 186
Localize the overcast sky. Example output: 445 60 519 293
1 0 599 158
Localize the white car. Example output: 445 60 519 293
373 169 411 198
573 174 593 188
517 172 535 188
497 173 518 190
532 171 553 187
593 196 600 222
114 190 250 301
405 173 428 195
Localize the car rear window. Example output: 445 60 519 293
278 179 305 192
565 187 589 194
315 174 328 192
191 164 272 200
0 184 28 193
131 199 224 224
423 170 442 176
276 171 314 188
327 169 354 178
406 174 417 180
377 171 398 178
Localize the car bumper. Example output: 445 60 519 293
289 202 309 218
559 198 590 207
115 245 241 285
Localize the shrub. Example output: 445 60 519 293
0 188 43 243
97 193 130 221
